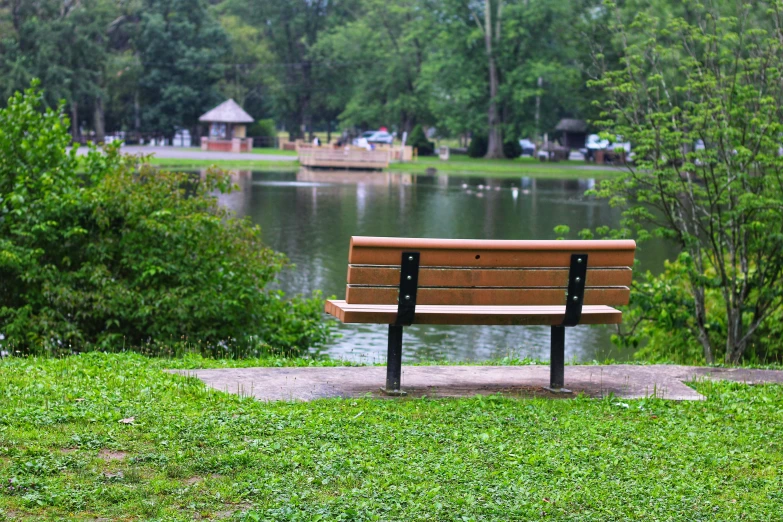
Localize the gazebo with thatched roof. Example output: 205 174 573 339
199 99 254 153
554 118 588 150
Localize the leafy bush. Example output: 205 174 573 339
618 255 783 365
408 124 434 156
0 83 333 357
467 135 487 158
503 139 522 159
248 118 276 140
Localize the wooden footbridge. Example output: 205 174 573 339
296 145 392 170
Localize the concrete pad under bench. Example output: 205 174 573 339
169 364 783 402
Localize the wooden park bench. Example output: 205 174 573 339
325 237 636 395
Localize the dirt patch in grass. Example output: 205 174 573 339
212 503 253 519
98 449 128 461
184 476 203 485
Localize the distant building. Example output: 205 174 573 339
199 99 254 153
554 119 588 149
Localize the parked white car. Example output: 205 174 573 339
354 130 394 145
518 139 536 157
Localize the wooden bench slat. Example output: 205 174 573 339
347 266 633 288
325 300 623 325
349 248 634 268
348 237 636 268
345 286 630 306
350 237 636 251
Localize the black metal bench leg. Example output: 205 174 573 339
382 325 407 396
546 325 571 393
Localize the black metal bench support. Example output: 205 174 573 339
548 326 566 391
384 325 404 394
381 251 420 396
545 253 588 394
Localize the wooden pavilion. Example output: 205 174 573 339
199 99 254 152
554 119 588 150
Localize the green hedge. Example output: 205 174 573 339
409 124 434 156
468 135 488 158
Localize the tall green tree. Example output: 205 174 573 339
219 0 357 140
0 0 115 139
473 0 505 158
135 0 228 137
590 1 783 364
422 0 604 149
312 0 434 135
217 14 274 121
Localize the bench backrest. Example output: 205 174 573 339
344 237 636 306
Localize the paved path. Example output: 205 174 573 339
170 364 783 402
74 145 296 162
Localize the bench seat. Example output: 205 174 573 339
326 300 623 325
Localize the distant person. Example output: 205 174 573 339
313 136 321 147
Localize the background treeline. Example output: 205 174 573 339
0 0 659 151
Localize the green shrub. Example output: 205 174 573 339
409 124 434 156
248 118 276 139
0 83 333 357
616 254 783 365
503 139 522 159
467 135 488 158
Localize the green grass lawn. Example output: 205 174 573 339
146 154 624 180
148 158 299 171
248 148 298 156
390 156 624 179
1 353 781 521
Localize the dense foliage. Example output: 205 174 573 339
408 124 434 156
247 118 277 142
135 0 229 135
468 135 488 158
586 1 783 364
0 0 610 145
0 84 332 356
502 139 522 159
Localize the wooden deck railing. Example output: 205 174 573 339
297 146 391 169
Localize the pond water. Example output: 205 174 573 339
216 169 670 364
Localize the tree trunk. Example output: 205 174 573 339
483 1 504 159
71 102 80 142
693 287 714 364
534 76 543 141
724 306 746 364
94 96 105 143
326 120 331 144
134 92 141 134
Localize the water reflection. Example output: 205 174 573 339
215 168 670 363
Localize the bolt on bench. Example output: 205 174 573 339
325 237 636 395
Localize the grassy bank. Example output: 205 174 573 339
389 156 625 179
144 153 624 179
1 353 781 520
146 157 299 171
